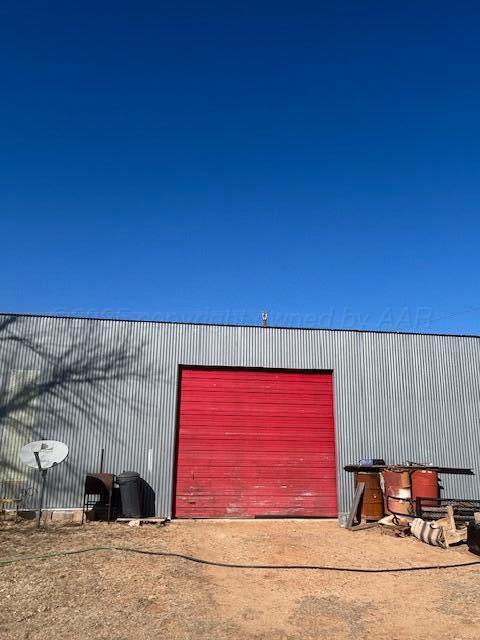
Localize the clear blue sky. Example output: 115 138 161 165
1 2 479 334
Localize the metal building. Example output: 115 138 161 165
0 312 479 519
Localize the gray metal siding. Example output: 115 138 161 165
1 314 479 517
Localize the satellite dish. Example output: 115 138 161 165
19 440 69 529
20 440 68 470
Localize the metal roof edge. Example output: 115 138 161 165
1 311 480 341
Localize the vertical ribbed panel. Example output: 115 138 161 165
1 314 480 517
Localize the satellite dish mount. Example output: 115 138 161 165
33 450 48 530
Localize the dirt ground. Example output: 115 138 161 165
1 519 479 640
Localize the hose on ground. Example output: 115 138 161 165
1 545 480 573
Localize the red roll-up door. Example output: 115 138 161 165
174 367 337 518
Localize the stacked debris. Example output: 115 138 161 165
344 462 480 554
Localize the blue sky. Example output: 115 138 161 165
1 2 479 333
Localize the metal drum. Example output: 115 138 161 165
411 469 440 513
381 470 413 516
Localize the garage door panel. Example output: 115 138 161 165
180 404 334 417
180 381 333 394
178 428 334 442
176 494 337 505
176 494 337 508
178 436 335 446
176 472 336 483
175 368 337 518
178 460 336 468
178 444 336 458
178 440 336 450
176 500 338 518
177 478 337 494
180 429 335 437
181 369 332 381
179 393 333 406
176 468 336 480
178 413 334 427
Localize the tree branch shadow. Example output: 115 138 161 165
0 315 166 510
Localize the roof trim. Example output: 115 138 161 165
1 311 479 341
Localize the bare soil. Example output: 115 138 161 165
1 519 479 639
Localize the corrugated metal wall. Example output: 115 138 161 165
1 313 479 517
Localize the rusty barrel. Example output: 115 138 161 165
411 469 440 514
355 471 384 521
381 470 412 516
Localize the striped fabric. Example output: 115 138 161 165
411 517 446 548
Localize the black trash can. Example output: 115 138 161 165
118 471 142 518
467 521 480 556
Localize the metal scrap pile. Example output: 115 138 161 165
344 462 480 553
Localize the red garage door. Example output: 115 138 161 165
174 367 337 518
